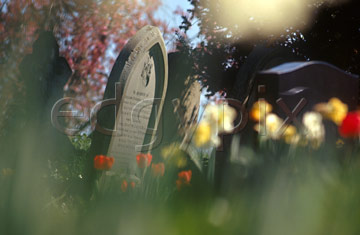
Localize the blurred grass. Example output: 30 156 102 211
2 129 360 235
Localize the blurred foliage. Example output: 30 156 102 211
3 102 360 235
0 0 173 131
3 136 360 234
70 134 92 151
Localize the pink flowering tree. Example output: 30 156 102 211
0 0 173 131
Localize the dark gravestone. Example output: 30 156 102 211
0 31 73 167
254 61 359 120
230 45 301 103
216 45 300 190
1 31 74 232
148 52 201 173
89 26 168 175
20 31 72 118
19 31 74 163
152 52 201 150
218 60 359 192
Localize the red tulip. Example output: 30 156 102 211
136 153 152 169
339 112 360 138
151 163 165 177
94 155 115 170
121 180 128 192
176 170 192 190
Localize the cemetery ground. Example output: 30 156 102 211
2 1 360 234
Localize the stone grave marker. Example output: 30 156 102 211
1 31 74 166
90 26 168 174
253 61 359 120
238 60 359 146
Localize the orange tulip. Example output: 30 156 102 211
136 153 152 168
94 155 115 170
121 180 128 192
151 163 165 177
176 170 192 190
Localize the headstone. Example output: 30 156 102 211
0 31 73 167
215 45 300 190
90 26 168 174
253 61 359 119
229 45 301 103
156 53 201 146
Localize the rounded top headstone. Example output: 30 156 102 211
90 25 168 173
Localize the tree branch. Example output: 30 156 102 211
0 0 9 13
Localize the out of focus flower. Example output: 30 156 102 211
161 144 188 168
303 112 325 149
151 163 165 177
121 180 128 192
339 112 360 138
193 121 214 147
255 113 283 140
250 100 272 122
173 154 188 168
218 104 237 133
127 175 141 188
203 103 237 133
94 155 115 170
136 153 152 169
283 125 299 145
194 103 237 148
314 98 348 125
265 114 283 139
336 139 345 148
161 143 179 159
176 170 192 190
1 168 14 176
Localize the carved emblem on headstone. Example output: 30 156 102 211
141 54 153 87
